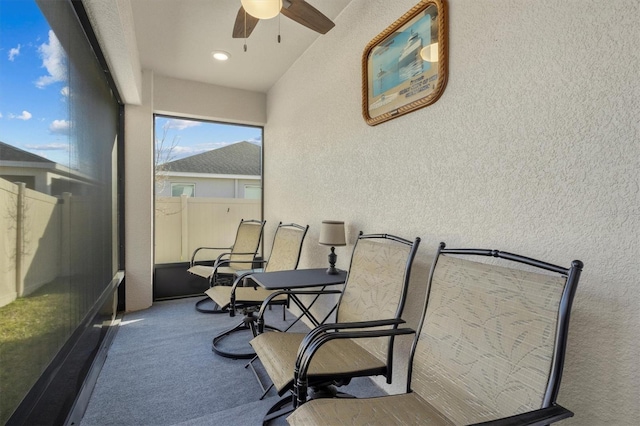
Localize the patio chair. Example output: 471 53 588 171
287 242 583 426
188 218 265 313
206 222 309 358
249 232 421 422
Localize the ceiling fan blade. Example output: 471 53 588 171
281 0 335 34
232 6 260 38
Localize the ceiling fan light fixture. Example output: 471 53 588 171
241 0 282 20
212 50 230 61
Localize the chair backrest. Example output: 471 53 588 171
228 219 265 270
336 233 420 370
409 243 582 424
264 222 309 273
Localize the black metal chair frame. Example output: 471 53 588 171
211 222 309 359
191 218 265 314
255 232 421 423
289 242 583 425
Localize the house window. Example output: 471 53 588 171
244 185 262 199
171 183 195 197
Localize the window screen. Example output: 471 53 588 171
0 1 120 422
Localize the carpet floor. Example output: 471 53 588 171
79 297 386 426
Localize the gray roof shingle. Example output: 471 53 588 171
0 141 55 163
161 141 261 175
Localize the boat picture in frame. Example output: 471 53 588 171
362 0 448 126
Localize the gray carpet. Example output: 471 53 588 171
80 297 386 426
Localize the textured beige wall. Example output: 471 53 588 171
153 74 266 126
125 69 155 312
264 0 639 424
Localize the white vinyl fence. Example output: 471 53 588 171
0 188 261 307
0 180 62 307
154 196 262 264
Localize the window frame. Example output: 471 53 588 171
170 182 196 197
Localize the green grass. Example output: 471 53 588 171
0 279 80 424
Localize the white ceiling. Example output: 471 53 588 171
126 0 352 93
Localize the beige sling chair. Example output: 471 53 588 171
205 222 309 359
249 232 421 422
286 242 583 426
188 219 265 313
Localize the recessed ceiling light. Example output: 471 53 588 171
212 51 230 61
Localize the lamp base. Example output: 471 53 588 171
326 266 339 275
326 247 338 275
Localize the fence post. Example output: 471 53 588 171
181 194 189 261
15 183 25 297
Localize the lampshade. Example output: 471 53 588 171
319 221 346 246
241 0 283 20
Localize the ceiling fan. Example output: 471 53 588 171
232 0 335 40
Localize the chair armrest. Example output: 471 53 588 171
299 318 407 360
227 268 266 314
230 271 262 290
292 325 416 408
296 318 407 372
190 246 232 266
470 404 573 426
210 253 261 271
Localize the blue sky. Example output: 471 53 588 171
1 1 262 167
0 0 71 164
155 116 262 165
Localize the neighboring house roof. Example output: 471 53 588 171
0 140 54 163
161 141 261 176
0 140 95 189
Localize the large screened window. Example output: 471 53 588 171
0 1 121 423
153 116 262 298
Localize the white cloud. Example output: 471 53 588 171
49 119 71 134
35 30 67 88
171 146 198 155
9 110 32 120
0 112 3 118
61 86 70 97
163 119 202 131
8 44 21 61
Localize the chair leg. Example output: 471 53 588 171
263 394 295 425
245 356 275 400
195 296 228 314
212 314 281 359
212 320 255 359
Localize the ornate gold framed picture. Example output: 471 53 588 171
362 0 448 126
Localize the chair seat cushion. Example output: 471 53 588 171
187 265 235 279
250 332 386 394
287 393 456 426
204 286 287 309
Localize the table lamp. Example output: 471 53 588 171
319 220 346 275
